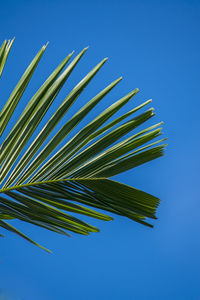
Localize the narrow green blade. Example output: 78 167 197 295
54 109 154 179
95 144 166 177
72 127 163 178
8 57 108 186
0 38 14 77
0 43 47 137
1 48 87 185
0 50 74 163
30 89 141 183
0 219 51 252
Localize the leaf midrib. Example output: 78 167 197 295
0 177 107 193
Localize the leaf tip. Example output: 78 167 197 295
149 107 155 114
83 46 89 53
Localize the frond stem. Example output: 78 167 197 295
0 177 107 194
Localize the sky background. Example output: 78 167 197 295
0 0 200 299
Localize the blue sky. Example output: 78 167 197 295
0 0 200 299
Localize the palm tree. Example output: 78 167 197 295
0 39 166 252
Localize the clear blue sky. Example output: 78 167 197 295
0 0 200 299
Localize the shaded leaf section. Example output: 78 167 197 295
0 177 162 250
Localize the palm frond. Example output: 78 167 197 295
0 39 166 252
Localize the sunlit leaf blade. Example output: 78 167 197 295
70 127 163 178
0 39 14 77
95 144 166 177
1 48 88 185
0 43 47 138
30 89 144 183
0 40 8 74
4 55 107 187
52 108 155 180
0 50 74 164
0 38 166 251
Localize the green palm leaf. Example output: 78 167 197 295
0 39 166 252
